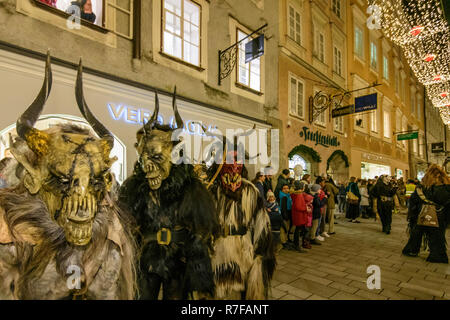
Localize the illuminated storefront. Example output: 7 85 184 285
0 48 271 183
361 162 391 179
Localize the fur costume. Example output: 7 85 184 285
370 175 398 234
118 89 219 300
0 54 136 299
206 150 276 300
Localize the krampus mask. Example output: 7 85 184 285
12 53 116 246
135 88 183 191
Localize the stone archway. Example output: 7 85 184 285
327 150 349 184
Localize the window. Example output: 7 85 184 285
334 46 342 76
413 139 418 154
314 110 326 126
289 75 305 118
383 56 389 80
354 26 363 59
417 100 421 120
395 69 400 94
289 5 301 45
355 113 364 129
383 111 391 138
314 26 325 62
237 29 261 92
371 110 378 133
332 0 341 18
370 41 377 70
411 92 416 116
334 116 344 133
162 0 201 66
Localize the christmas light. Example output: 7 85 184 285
370 0 450 124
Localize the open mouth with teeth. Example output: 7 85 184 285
58 194 97 246
146 173 162 189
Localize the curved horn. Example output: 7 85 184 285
143 91 159 134
172 86 184 129
76 59 114 150
16 51 52 141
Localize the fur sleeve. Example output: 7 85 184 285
180 179 220 238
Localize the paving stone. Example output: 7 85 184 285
348 280 383 294
329 281 359 294
399 282 444 298
273 270 299 284
325 274 353 285
408 277 450 293
381 289 415 300
274 283 312 299
269 287 286 299
307 295 328 300
298 273 333 286
330 291 364 300
301 267 330 278
278 294 302 300
399 288 435 300
354 289 388 300
289 278 339 298
317 262 348 272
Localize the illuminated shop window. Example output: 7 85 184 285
289 154 309 178
0 114 127 185
162 0 201 66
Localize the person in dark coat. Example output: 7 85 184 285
345 177 361 223
274 169 290 203
254 172 267 206
370 175 398 234
402 165 450 263
266 191 283 254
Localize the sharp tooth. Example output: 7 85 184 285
82 197 86 210
88 194 93 216
67 198 73 217
72 195 79 216
61 198 67 215
93 199 97 215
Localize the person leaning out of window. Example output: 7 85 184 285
402 164 450 264
66 0 96 24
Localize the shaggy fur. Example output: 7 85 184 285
0 184 137 300
209 177 276 299
119 162 219 299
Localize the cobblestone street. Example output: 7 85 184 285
269 211 450 300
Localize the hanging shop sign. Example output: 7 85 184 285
397 132 418 141
354 93 377 113
332 104 355 118
431 142 445 153
299 126 340 148
245 34 264 63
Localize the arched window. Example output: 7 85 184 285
289 154 308 178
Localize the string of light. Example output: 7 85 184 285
370 0 450 123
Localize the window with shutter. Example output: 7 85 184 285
105 0 134 39
288 5 301 45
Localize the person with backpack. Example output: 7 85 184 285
402 165 450 263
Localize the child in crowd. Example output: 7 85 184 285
310 184 327 245
266 191 283 254
291 181 314 252
279 184 295 250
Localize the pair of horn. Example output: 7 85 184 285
16 52 114 154
142 86 184 134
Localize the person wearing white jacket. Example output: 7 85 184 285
360 180 370 219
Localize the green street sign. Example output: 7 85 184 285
397 132 418 141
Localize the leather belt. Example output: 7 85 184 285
380 196 393 202
224 225 248 237
144 227 189 246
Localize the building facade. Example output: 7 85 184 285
0 0 280 181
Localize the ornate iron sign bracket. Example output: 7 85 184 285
218 23 268 85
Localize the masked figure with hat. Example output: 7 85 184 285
370 175 398 234
201 127 276 299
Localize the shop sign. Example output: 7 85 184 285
431 142 444 153
107 103 217 136
245 34 264 63
332 104 354 118
397 132 418 141
299 126 340 148
355 93 377 113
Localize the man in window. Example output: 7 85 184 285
66 0 96 24
40 0 57 7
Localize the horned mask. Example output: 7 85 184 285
11 53 117 246
135 87 184 191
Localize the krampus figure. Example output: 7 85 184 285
202 128 276 299
118 89 219 300
0 54 136 299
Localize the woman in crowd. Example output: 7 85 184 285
402 165 450 263
359 180 370 219
337 181 347 214
324 176 339 235
346 177 361 223
310 184 327 245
